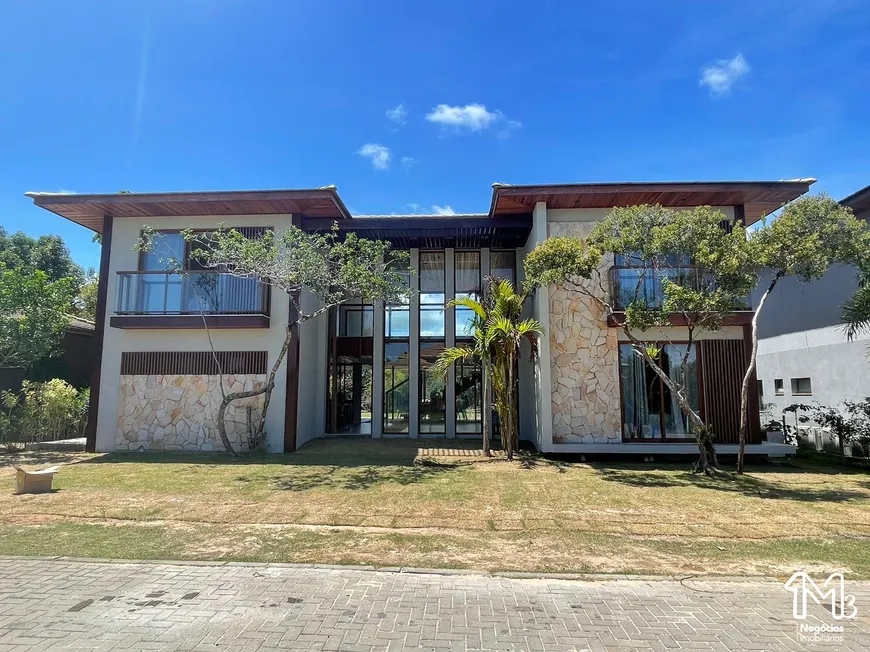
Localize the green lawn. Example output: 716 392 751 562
2 439 869 577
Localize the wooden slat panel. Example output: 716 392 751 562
699 339 760 444
120 351 268 375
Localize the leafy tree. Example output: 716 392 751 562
0 265 76 370
434 277 540 460
75 268 99 321
524 205 756 476
0 227 84 288
740 195 867 472
140 225 408 455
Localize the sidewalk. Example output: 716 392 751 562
0 557 867 651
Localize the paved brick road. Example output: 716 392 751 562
0 558 868 651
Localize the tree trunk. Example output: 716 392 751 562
628 339 717 473
482 362 491 457
506 350 516 460
215 327 293 455
737 272 782 474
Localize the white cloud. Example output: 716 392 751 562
699 53 750 95
386 103 407 126
401 156 416 169
425 103 519 133
357 143 391 170
431 205 455 216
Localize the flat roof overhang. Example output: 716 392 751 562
25 187 352 233
841 184 870 219
489 179 816 224
302 214 533 249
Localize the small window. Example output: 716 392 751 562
774 379 784 396
757 380 763 398
791 377 812 396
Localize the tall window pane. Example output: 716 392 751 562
420 251 445 338
619 344 662 439
339 303 374 337
383 342 410 433
661 344 698 439
419 340 446 433
490 250 516 287
455 251 480 338
455 356 482 434
386 252 410 337
619 342 700 441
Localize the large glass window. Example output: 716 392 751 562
612 253 699 309
419 341 447 433
455 356 482 434
455 251 480 337
383 342 410 433
385 253 410 337
619 343 700 441
339 303 374 337
490 250 516 287
419 251 445 337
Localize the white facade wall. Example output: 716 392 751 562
98 214 293 453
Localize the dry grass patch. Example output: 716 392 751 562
2 438 869 575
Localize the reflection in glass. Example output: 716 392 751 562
454 252 480 338
618 343 699 440
455 357 482 434
619 344 662 439
384 342 410 433
420 252 445 338
419 341 446 433
490 250 516 287
386 251 411 337
661 344 699 439
339 304 374 337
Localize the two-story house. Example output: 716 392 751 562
28 180 812 456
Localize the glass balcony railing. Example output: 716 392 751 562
609 266 709 310
116 271 268 316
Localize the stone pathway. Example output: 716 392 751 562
0 558 868 651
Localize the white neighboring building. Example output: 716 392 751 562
755 185 870 423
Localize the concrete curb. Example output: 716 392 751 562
0 555 783 583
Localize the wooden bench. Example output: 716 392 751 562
13 466 59 494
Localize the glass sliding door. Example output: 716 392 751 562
454 251 482 435
619 342 700 441
382 252 411 435
455 356 482 434
619 345 662 439
384 342 411 434
419 341 447 433
661 344 699 439
326 300 374 434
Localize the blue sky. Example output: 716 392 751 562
1 0 868 269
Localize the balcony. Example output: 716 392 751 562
110 271 270 329
608 266 752 325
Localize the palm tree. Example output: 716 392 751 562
435 277 541 460
843 272 870 356
434 294 493 455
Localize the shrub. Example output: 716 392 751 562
0 379 89 448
